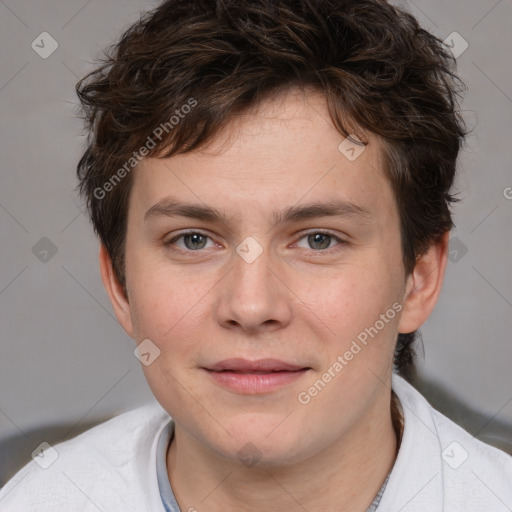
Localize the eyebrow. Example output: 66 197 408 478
144 197 372 227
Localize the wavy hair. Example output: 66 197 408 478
76 0 466 375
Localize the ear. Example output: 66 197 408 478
99 244 134 338
397 231 450 334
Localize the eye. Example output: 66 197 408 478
165 230 345 253
295 231 344 251
166 232 216 251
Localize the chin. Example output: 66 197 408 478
206 417 314 467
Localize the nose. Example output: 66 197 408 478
214 241 292 334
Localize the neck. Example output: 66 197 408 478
167 390 399 512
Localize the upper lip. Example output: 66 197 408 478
205 358 309 372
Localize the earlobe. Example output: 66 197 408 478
397 232 450 334
99 244 134 338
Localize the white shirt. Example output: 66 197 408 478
1 374 511 511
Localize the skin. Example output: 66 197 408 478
100 89 449 511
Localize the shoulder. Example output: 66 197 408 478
430 402 512 507
0 402 170 512
390 374 512 510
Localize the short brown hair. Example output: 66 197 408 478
76 0 466 375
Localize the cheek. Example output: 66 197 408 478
295 269 402 428
126 258 219 404
301 262 404 407
126 250 209 341
304 259 402 340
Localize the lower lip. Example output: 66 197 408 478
205 369 309 394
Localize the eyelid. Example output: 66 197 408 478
166 229 212 241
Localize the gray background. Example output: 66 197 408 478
1 0 511 485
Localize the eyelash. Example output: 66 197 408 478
164 230 346 254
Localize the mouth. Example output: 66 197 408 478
202 358 311 394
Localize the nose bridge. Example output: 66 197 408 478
215 236 292 332
232 237 275 308
234 239 272 294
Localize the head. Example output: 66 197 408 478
76 0 465 465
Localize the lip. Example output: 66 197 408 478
203 358 310 394
207 358 307 372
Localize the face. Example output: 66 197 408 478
112 90 412 465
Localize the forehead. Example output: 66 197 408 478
129 90 394 225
